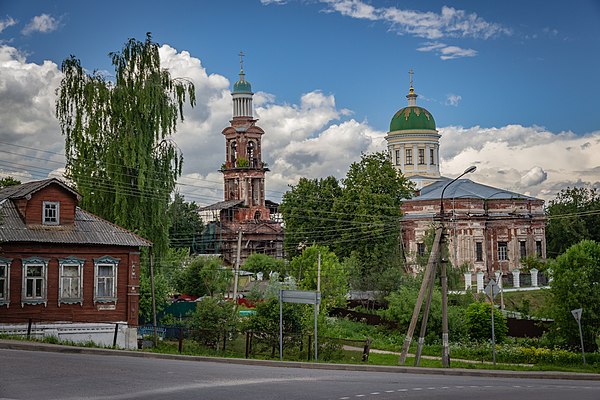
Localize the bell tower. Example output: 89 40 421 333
221 52 270 221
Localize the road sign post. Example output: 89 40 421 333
571 308 586 367
279 290 321 361
484 279 499 366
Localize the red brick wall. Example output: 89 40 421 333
0 243 140 326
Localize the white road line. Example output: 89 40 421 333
397 389 408 392
412 388 423 391
385 390 394 393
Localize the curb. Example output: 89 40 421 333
1 339 598 381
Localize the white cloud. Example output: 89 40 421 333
417 41 477 60
446 94 462 106
439 125 600 200
319 1 511 40
0 16 17 33
22 14 60 35
1 43 599 207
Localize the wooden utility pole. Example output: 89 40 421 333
414 256 437 366
233 230 242 303
149 250 158 347
399 226 443 364
440 230 450 367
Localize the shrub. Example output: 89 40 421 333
465 301 508 343
189 297 237 348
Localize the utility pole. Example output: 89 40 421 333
149 249 158 347
440 230 450 367
414 254 437 366
233 230 242 303
399 226 442 364
317 252 321 313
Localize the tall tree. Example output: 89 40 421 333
56 33 195 257
546 186 600 258
280 176 342 258
333 152 414 291
548 240 600 350
168 192 203 253
289 245 348 312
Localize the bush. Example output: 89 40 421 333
189 297 237 348
465 301 508 343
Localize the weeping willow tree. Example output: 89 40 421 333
56 33 195 257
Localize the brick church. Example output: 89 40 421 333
199 57 284 265
386 72 546 283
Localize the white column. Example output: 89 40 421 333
464 272 472 291
530 268 538 287
512 268 521 288
476 272 484 293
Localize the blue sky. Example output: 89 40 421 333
1 0 599 204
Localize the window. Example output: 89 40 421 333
405 149 413 165
94 256 119 303
59 257 85 305
475 242 483 262
519 241 527 259
43 201 60 225
498 242 508 261
418 148 425 165
417 243 426 257
395 150 401 166
430 148 435 165
0 257 11 306
21 257 48 306
536 240 543 257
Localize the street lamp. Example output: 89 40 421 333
439 165 476 367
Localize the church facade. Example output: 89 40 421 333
386 74 546 283
199 60 284 265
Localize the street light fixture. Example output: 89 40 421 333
439 165 476 367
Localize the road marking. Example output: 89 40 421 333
370 393 380 395
412 388 422 391
397 389 408 392
385 390 394 393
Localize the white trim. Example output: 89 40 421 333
58 256 85 306
94 256 119 304
0 257 11 307
21 257 49 307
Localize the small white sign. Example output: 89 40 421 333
571 308 582 322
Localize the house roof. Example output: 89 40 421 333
0 179 151 247
0 178 80 201
409 177 541 202
199 199 244 211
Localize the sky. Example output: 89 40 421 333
1 0 600 206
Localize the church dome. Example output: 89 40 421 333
389 106 436 131
233 71 252 94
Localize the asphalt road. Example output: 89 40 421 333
1 348 599 400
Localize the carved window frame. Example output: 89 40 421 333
94 256 119 304
21 256 49 307
58 256 85 306
0 257 11 307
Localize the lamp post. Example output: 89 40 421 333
440 165 476 367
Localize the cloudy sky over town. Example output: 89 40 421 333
1 0 599 204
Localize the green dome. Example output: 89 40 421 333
389 106 436 132
233 77 252 94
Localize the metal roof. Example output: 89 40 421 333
410 178 540 202
199 199 244 211
0 200 151 247
0 178 80 201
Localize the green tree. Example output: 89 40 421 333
190 297 238 348
465 301 508 343
333 152 414 292
168 192 203 252
548 240 600 350
176 256 231 297
546 186 600 258
0 177 21 188
56 33 195 258
243 253 286 276
138 270 170 324
280 176 342 258
289 245 348 312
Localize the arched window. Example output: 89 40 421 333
230 141 237 165
247 141 255 167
